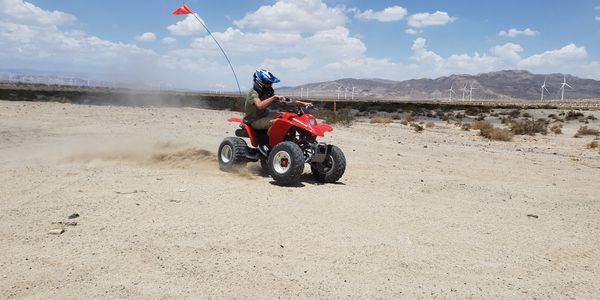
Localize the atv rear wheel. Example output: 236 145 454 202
218 137 248 171
311 145 346 183
268 141 305 185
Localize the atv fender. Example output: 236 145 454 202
228 118 259 147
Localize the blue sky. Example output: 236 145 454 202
1 0 599 90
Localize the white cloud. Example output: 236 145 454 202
135 32 156 42
411 38 442 64
355 6 408 22
167 14 206 36
234 0 346 33
519 43 587 68
499 28 539 38
405 28 418 35
491 43 523 61
408 11 456 28
161 37 176 45
0 0 75 26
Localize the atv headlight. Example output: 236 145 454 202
309 118 317 126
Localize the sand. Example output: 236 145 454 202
1 101 599 299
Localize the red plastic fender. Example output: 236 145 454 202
227 118 259 147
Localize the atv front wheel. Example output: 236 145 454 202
218 137 248 171
311 145 346 183
268 141 305 185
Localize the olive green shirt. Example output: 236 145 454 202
243 89 267 124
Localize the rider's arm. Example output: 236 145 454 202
254 95 284 110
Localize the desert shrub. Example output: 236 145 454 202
462 123 472 131
399 119 409 126
566 111 584 121
500 109 521 118
574 126 600 138
587 114 598 121
370 116 393 124
471 120 494 131
476 114 487 121
522 112 532 118
322 108 355 126
464 107 481 116
587 141 599 149
425 122 435 128
391 113 402 120
481 127 514 141
510 119 548 135
405 114 417 122
411 123 424 132
490 112 499 117
454 112 465 120
550 124 563 134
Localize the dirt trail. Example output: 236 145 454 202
1 101 599 299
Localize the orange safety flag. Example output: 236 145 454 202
172 4 193 15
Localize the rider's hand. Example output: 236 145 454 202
276 95 286 102
305 103 314 108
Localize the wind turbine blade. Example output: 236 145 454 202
566 83 573 89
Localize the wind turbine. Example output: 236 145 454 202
540 79 550 101
447 84 456 101
469 83 478 101
460 83 468 101
559 75 573 101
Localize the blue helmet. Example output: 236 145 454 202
254 69 280 85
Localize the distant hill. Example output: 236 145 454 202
278 70 600 101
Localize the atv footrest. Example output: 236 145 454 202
235 128 249 137
311 143 328 163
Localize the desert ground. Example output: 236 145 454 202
1 100 599 299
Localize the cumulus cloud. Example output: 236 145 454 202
135 32 156 42
234 0 346 33
355 6 408 22
499 28 539 38
407 11 455 28
167 14 206 36
0 0 75 26
519 43 587 68
491 43 523 61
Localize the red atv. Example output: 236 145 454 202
218 102 346 185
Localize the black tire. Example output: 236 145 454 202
311 145 346 183
267 142 305 185
218 137 248 171
259 157 269 175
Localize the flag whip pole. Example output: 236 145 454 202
190 13 243 98
173 4 243 97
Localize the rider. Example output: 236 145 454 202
243 69 311 131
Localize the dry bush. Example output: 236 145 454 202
522 112 532 118
321 108 355 126
574 126 600 138
499 109 522 118
471 121 513 141
510 119 548 135
461 123 472 131
566 111 585 121
587 141 599 149
405 115 417 122
411 123 424 132
550 124 563 134
425 122 435 128
481 127 514 141
399 119 409 126
587 114 598 121
490 112 499 117
370 116 393 124
471 120 494 131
